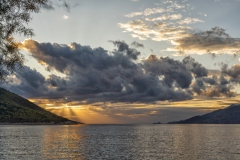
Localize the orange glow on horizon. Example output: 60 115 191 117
28 94 240 124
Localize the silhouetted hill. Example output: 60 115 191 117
168 104 240 124
0 88 81 124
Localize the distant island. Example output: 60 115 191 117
153 122 162 124
168 104 240 124
0 88 82 125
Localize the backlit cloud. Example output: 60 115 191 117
125 7 166 17
120 1 204 44
125 12 142 18
178 17 203 24
145 14 182 21
169 27 240 55
2 39 238 105
120 1 240 56
118 20 192 41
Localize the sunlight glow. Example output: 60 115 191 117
28 94 240 124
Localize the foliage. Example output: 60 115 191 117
0 0 47 81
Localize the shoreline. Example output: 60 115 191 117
0 121 83 125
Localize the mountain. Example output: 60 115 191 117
168 104 240 124
0 88 81 124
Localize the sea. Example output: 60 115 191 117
0 124 240 160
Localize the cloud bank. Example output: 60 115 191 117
119 1 240 55
170 27 240 55
1 40 238 105
119 1 199 42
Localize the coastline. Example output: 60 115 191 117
0 121 83 125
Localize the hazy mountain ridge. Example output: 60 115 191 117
0 88 80 124
169 104 240 124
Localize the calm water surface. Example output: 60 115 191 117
0 124 240 160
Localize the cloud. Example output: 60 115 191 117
109 40 141 60
125 1 187 18
125 7 166 18
125 12 143 18
182 56 208 78
145 14 182 21
143 7 166 16
222 64 240 83
131 41 144 48
191 76 234 97
1 66 49 98
143 55 193 88
120 1 204 42
170 27 240 55
122 1 240 57
3 39 237 105
118 20 192 41
120 0 215 56
178 17 204 24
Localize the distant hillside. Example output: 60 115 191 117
169 104 240 124
0 88 81 124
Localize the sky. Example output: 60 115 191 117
2 0 240 124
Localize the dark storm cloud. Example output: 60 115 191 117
221 64 240 83
16 66 46 89
143 55 192 88
182 56 208 78
3 39 237 103
16 40 194 102
141 54 233 98
191 74 234 97
172 27 240 55
110 40 141 60
47 75 67 91
131 41 144 48
1 66 48 98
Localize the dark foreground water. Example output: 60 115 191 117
0 124 240 160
